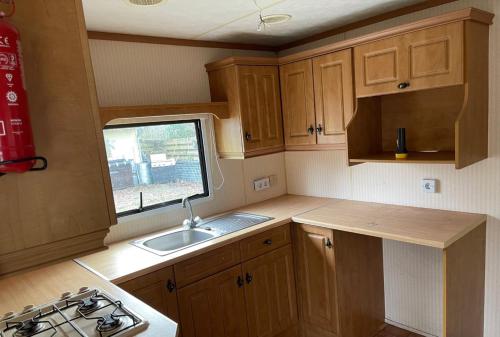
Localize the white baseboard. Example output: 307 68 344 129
385 318 439 337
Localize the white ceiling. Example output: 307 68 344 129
82 0 426 46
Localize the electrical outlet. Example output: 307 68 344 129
422 179 438 193
254 177 271 191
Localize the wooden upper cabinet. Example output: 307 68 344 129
405 22 463 91
238 66 283 151
280 59 316 147
348 14 491 169
354 35 405 97
293 224 339 337
242 245 298 337
178 265 249 337
205 58 284 159
280 51 353 150
118 266 180 323
355 22 464 97
313 49 354 145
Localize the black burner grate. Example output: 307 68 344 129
1 291 140 337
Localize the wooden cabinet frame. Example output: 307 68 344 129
346 19 490 168
205 57 284 159
276 7 492 169
280 50 354 151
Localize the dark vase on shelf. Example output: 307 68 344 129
396 128 408 159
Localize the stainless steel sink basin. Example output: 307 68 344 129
131 228 218 255
143 229 217 251
131 212 273 256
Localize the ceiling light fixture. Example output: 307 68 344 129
253 0 291 32
126 0 165 6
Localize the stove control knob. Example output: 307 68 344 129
2 311 15 320
22 305 34 313
60 291 72 299
78 287 90 294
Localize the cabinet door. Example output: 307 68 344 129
256 67 284 150
238 66 284 153
405 21 463 91
178 265 249 337
355 22 464 97
242 245 298 337
313 49 354 145
238 66 264 151
280 60 316 146
119 266 179 323
354 35 405 97
294 224 339 337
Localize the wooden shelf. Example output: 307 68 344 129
100 102 229 126
349 151 455 164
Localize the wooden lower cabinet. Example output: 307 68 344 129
118 266 180 323
293 223 385 337
242 245 298 337
177 265 249 337
294 224 339 337
118 223 384 337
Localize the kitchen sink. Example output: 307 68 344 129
131 228 219 255
131 212 273 256
144 229 217 251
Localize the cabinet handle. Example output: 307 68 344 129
245 132 252 141
263 239 273 245
316 124 323 135
166 279 176 293
237 275 244 288
397 82 410 89
245 273 253 284
307 125 315 135
325 238 333 249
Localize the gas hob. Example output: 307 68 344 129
0 288 148 337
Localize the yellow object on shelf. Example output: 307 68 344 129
395 153 408 159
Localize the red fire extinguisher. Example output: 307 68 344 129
0 0 47 175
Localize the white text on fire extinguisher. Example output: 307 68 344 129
0 121 5 136
0 36 10 48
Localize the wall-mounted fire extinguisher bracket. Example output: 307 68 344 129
0 156 47 177
0 0 48 176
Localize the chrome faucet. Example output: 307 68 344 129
182 196 202 229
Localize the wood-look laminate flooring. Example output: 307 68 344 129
375 324 425 337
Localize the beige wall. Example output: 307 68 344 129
88 41 286 243
282 0 498 336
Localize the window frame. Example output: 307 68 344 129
103 119 210 218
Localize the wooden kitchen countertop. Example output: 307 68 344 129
76 195 331 284
0 261 178 337
293 199 487 249
77 194 486 284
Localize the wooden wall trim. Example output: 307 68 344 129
0 230 109 276
278 7 494 64
87 31 279 52
100 102 229 127
205 56 279 71
75 0 117 225
277 0 460 51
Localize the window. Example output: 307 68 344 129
103 120 209 217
